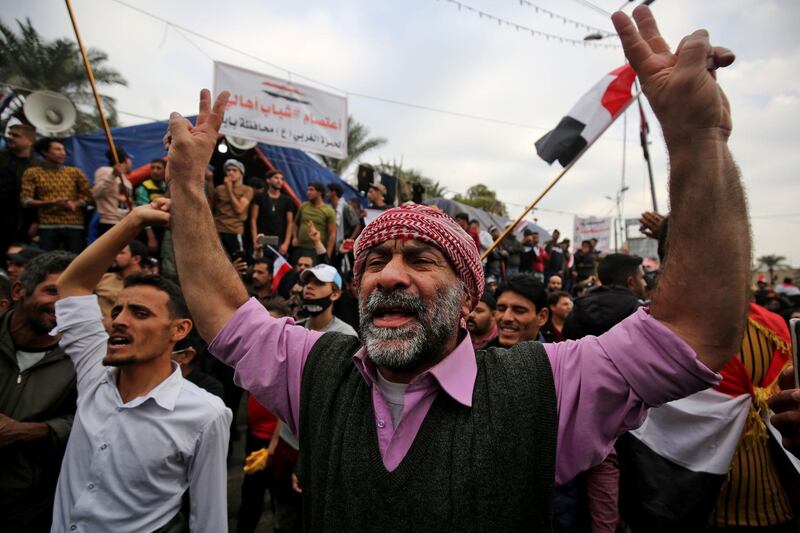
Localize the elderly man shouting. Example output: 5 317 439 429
165 6 749 531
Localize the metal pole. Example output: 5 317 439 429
481 92 641 261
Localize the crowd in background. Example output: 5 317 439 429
1 121 800 533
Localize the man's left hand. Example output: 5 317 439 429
612 6 735 146
0 413 17 447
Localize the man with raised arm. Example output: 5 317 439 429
51 202 230 532
166 6 749 530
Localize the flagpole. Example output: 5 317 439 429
481 92 641 261
64 0 132 208
635 79 659 212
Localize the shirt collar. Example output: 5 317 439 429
352 328 478 407
104 361 185 411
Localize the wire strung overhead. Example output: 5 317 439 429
438 0 621 49
514 0 615 38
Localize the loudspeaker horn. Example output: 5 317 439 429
23 90 77 134
225 135 258 151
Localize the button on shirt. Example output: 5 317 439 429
210 298 719 484
51 295 232 533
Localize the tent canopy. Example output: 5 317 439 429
61 116 359 202
425 197 551 241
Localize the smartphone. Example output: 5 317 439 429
230 250 246 263
790 318 800 388
257 234 280 247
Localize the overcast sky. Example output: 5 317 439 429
6 0 798 263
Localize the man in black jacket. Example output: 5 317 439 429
0 251 77 533
563 253 646 340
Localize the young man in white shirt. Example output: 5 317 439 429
51 199 231 532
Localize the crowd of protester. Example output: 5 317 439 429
1 7 800 532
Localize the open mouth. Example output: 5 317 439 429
372 306 418 328
108 333 132 349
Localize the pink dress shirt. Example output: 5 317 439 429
209 298 719 484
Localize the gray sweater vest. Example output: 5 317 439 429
298 332 557 532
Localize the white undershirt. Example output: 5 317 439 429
16 349 47 372
375 370 409 427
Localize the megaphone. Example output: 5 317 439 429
23 90 77 134
225 135 258 151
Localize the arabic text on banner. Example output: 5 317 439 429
214 61 348 159
573 216 612 252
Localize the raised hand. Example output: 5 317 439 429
132 197 171 228
307 220 321 244
612 6 735 144
165 89 230 188
639 211 665 239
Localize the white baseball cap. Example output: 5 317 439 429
300 264 343 289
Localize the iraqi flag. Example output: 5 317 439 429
535 65 636 167
617 304 799 532
267 246 292 292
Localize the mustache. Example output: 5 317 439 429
361 288 425 320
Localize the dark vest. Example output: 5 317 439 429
298 333 557 532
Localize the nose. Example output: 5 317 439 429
376 254 412 292
498 308 514 324
111 308 131 328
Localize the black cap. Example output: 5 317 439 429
7 246 45 265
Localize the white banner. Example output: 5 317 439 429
573 216 612 252
214 61 348 158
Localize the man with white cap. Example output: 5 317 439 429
299 264 357 337
164 6 749 529
212 159 253 257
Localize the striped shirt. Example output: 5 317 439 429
20 165 92 226
709 320 794 527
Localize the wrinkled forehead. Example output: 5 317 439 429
364 238 450 263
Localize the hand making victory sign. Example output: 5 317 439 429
164 88 231 188
612 5 735 145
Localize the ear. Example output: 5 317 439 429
625 275 635 291
330 286 342 302
170 318 193 344
536 307 549 328
0 298 11 312
173 346 197 366
10 281 26 303
460 293 472 320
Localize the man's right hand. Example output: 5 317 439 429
612 6 735 146
165 89 229 189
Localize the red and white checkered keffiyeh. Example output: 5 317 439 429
353 203 484 310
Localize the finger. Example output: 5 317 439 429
766 389 800 413
612 10 653 74
777 367 795 390
631 5 671 55
167 112 194 146
674 29 713 76
196 88 212 126
713 46 735 69
200 90 230 133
